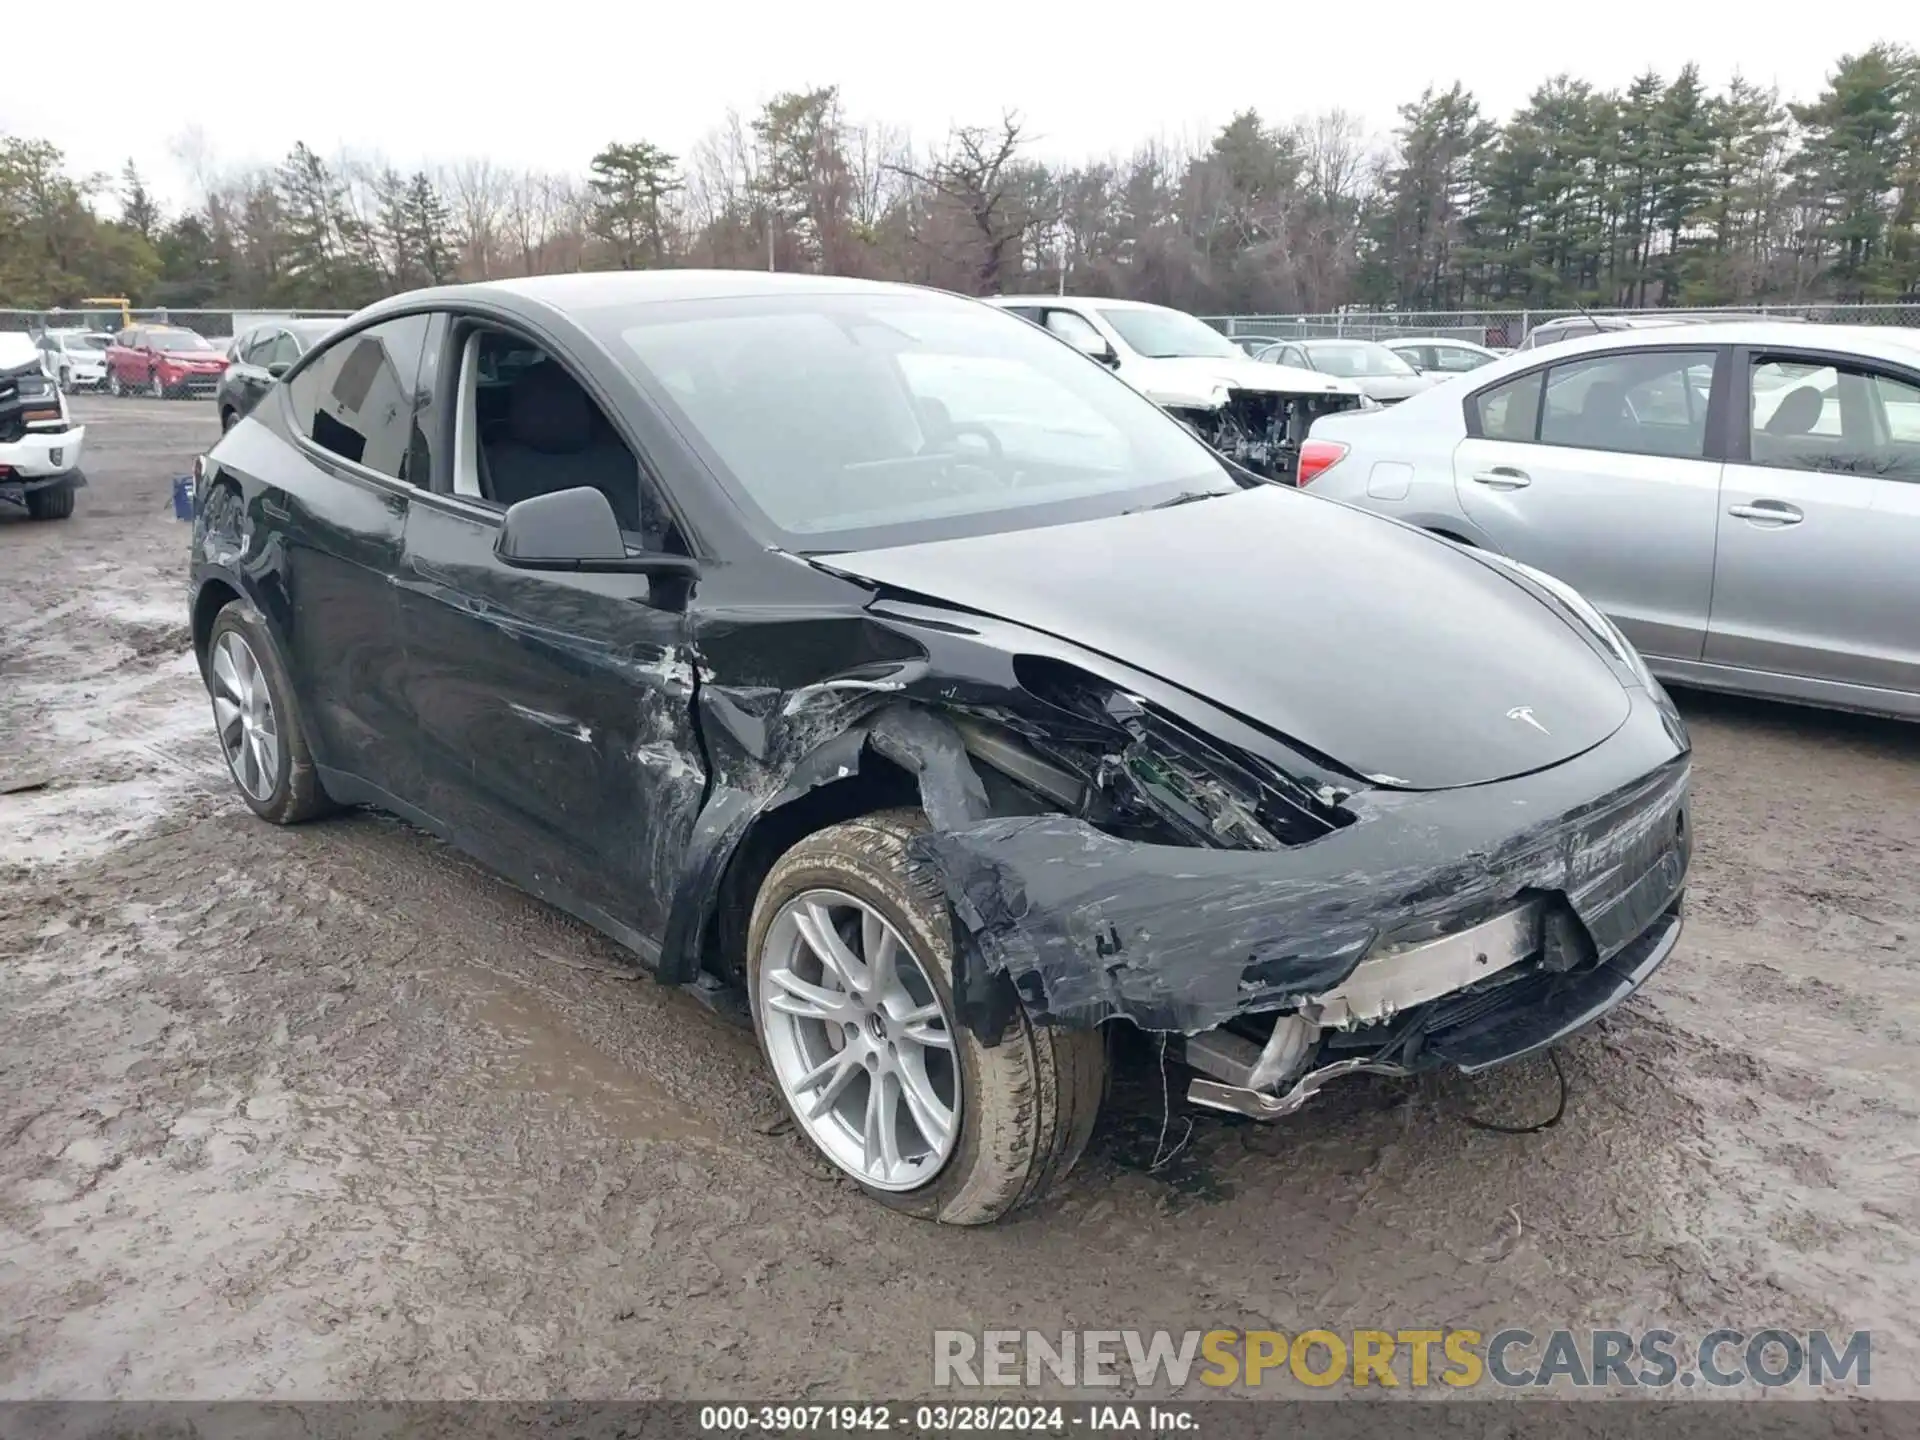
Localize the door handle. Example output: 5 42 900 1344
1471 467 1531 490
1728 501 1803 526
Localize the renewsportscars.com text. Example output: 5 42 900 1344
932 1328 1871 1391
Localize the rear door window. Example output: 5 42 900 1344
284 314 434 482
1538 349 1717 459
1471 370 1544 441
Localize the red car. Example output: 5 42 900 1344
105 325 229 400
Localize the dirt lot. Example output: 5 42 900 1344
3 396 1918 1402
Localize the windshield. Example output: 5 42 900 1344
1301 342 1418 378
1096 307 1242 360
154 330 213 352
605 294 1232 551
78 334 111 350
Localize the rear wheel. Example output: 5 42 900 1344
204 599 334 825
220 406 238 433
25 483 75 520
747 808 1106 1224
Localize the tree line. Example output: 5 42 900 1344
2 44 1916 320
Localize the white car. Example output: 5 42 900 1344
0 331 87 520
1299 321 1920 719
983 295 1367 483
37 328 112 392
1381 336 1504 375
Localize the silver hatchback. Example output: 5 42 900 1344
1304 322 1920 720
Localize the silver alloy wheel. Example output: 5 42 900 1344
210 629 281 802
149 370 164 399
759 888 960 1191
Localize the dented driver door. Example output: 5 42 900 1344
393 494 705 958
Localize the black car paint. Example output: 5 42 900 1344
191 274 1689 1060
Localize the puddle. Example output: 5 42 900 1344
475 991 716 1146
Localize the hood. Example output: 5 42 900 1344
1128 353 1362 409
821 487 1632 790
0 333 43 374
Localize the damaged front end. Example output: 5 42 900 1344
673 587 1689 1122
1163 387 1367 485
907 677 1689 1117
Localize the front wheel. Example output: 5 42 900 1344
747 809 1106 1224
220 406 238 433
149 370 166 400
108 370 124 397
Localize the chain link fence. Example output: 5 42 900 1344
1204 303 1920 348
0 307 354 340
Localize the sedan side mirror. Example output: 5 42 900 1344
494 485 700 581
266 361 289 379
1062 330 1120 368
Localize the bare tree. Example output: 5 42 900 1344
892 113 1054 294
445 159 511 280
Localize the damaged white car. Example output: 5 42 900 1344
985 296 1369 483
0 332 87 521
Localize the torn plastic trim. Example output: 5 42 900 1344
906 689 1690 1040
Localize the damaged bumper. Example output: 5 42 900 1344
0 426 86 508
909 687 1690 1111
1186 901 1682 1119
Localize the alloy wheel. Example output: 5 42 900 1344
210 629 281 802
758 889 960 1191
149 371 165 399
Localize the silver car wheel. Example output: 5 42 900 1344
758 888 960 1191
210 629 280 802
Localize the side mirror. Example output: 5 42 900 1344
1063 330 1120 368
266 361 289 379
494 486 701 582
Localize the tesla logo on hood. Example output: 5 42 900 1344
1506 705 1550 736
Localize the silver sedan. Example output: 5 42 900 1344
1254 338 1441 405
1303 322 1920 720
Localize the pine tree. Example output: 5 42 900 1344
120 161 160 242
587 142 681 268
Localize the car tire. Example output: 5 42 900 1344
204 599 335 826
747 807 1106 1225
220 406 237 433
56 367 71 394
25 483 75 520
149 370 165 400
108 370 124 398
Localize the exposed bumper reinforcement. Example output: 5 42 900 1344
1185 907 1683 1120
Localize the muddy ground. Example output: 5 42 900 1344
2 397 1917 1402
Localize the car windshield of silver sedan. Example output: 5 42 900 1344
1301 341 1419 378
1095 307 1242 360
612 296 1234 551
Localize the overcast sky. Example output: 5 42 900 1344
7 3 1908 209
